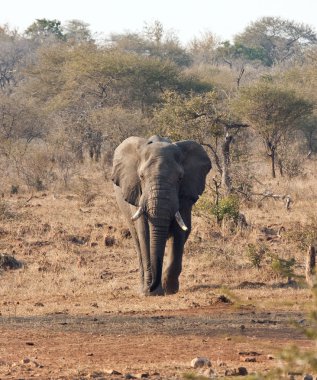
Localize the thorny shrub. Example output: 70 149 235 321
0 200 15 220
245 243 267 269
285 219 317 251
211 195 240 224
75 177 100 206
195 194 240 224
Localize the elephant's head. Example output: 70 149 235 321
112 135 211 293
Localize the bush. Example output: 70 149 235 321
270 255 296 282
75 177 100 206
0 200 15 220
285 220 317 251
211 195 240 223
246 243 267 269
195 194 241 226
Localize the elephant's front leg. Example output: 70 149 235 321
134 216 152 294
162 208 191 294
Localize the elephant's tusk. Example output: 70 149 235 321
175 211 188 231
131 207 143 221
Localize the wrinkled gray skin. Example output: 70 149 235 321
112 135 211 296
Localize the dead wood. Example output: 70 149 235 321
306 245 316 288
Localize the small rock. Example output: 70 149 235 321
0 253 23 270
216 295 232 304
90 371 105 378
225 368 238 376
303 375 313 380
67 235 88 245
288 372 303 377
104 235 116 246
121 228 132 239
191 357 211 368
30 361 40 368
267 354 274 360
86 353 94 356
26 342 34 346
225 367 248 376
21 358 30 364
135 373 149 379
34 302 44 307
105 369 122 375
238 351 260 356
238 367 248 376
125 374 136 379
100 271 113 280
244 357 256 362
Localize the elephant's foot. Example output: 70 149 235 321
162 278 179 295
142 283 164 296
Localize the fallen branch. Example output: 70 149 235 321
256 191 292 210
232 187 292 210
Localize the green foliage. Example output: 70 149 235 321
211 195 240 223
285 220 317 251
194 194 214 216
234 16 317 66
246 243 267 269
25 44 187 113
234 81 313 134
25 19 65 40
217 40 270 66
270 255 296 282
195 194 240 224
153 90 225 141
233 79 313 177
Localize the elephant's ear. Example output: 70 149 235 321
112 136 146 206
176 140 212 204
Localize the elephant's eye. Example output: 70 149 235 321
139 173 144 180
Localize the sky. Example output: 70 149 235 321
1 0 317 44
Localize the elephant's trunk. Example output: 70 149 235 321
144 183 177 293
149 223 169 293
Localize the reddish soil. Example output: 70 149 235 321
0 305 313 379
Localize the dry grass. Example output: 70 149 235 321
0 159 316 318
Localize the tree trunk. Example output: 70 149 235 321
270 148 276 178
221 132 233 193
278 158 283 177
306 245 316 288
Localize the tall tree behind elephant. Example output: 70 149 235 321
112 135 211 295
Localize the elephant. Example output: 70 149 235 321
112 135 211 296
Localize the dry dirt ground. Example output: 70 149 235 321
0 170 316 379
0 306 314 380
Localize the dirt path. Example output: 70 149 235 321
0 306 312 379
